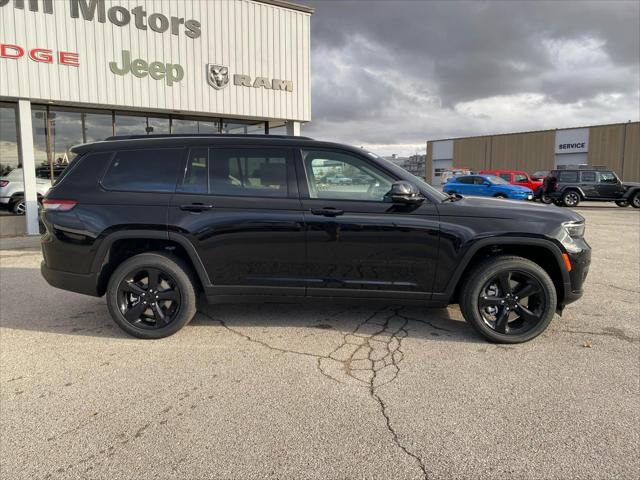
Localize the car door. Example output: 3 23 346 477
298 148 439 300
168 145 306 297
468 176 489 196
595 171 625 198
579 171 598 198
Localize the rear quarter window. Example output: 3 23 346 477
101 148 184 193
558 171 579 182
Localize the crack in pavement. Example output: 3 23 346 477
199 306 432 479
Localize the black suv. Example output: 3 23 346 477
40 135 591 343
542 167 640 208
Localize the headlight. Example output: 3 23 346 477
563 221 585 239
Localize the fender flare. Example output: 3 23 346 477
561 187 585 199
622 187 640 200
437 236 570 303
90 230 212 288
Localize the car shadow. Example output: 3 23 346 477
0 267 484 345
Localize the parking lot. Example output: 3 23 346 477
0 204 638 480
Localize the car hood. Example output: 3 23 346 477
438 195 584 223
623 182 640 188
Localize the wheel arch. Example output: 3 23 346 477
441 237 570 309
92 230 211 296
562 187 585 199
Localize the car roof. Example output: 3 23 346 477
70 134 366 156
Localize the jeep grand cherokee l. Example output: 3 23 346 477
40 134 591 343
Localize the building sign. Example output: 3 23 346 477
110 50 183 86
0 0 201 38
205 64 294 92
0 43 79 66
555 128 589 154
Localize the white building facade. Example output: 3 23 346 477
0 0 312 235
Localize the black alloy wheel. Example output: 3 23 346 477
561 191 580 207
460 255 556 343
478 271 545 335
117 267 181 329
106 253 198 339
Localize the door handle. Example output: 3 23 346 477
180 203 214 212
310 207 344 217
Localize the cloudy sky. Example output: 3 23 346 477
301 0 640 156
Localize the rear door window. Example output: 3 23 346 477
210 148 291 197
178 148 209 194
558 171 579 182
456 176 473 184
580 171 596 182
101 148 184 192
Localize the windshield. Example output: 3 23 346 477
365 150 449 201
485 175 509 185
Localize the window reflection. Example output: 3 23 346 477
0 102 20 176
31 106 50 179
171 119 198 134
115 113 148 135
222 120 265 135
49 110 83 178
84 112 113 142
147 116 169 135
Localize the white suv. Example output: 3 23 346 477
0 169 51 215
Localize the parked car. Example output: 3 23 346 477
0 168 51 215
41 134 590 343
440 167 471 185
480 169 543 199
541 167 640 208
444 174 534 200
325 174 352 185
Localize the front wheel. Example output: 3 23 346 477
539 193 553 204
459 256 557 343
106 252 198 339
494 194 507 199
631 192 640 208
615 200 629 207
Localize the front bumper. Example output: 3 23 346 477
41 261 101 297
559 247 591 309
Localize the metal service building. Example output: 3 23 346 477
0 0 312 235
426 121 640 187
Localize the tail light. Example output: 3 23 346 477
0 180 9 187
42 199 77 211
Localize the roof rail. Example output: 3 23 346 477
104 133 313 141
556 164 609 170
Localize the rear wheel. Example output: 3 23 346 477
460 256 557 343
561 190 580 207
106 253 198 339
540 193 553 204
494 194 507 199
615 200 629 207
631 192 640 208
11 197 25 215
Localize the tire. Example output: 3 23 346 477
561 190 580 207
106 252 198 339
459 255 557 344
494 194 507 199
631 192 640 208
540 193 553 204
615 200 629 207
11 197 25 215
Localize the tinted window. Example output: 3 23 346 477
456 176 474 184
303 149 394 201
178 148 209 194
499 173 511 181
102 149 183 192
210 148 289 197
580 171 596 182
473 176 489 185
598 172 617 183
558 171 579 182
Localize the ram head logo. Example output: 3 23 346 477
206 64 229 90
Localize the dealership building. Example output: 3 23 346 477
426 121 640 187
0 0 312 236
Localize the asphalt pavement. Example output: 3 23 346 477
1 204 638 479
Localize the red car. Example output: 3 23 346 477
480 170 543 198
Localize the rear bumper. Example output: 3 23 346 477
41 261 101 297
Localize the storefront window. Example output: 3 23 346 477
171 119 198 134
84 111 113 142
31 107 50 179
0 102 20 176
115 113 148 135
222 120 265 135
268 121 287 135
197 120 220 134
48 109 83 177
147 116 170 135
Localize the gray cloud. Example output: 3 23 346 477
302 0 640 155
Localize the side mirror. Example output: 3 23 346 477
384 181 425 205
